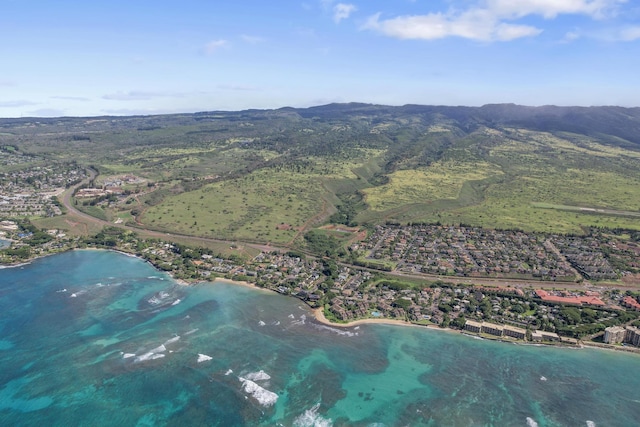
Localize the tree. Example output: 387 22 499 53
453 314 466 329
393 298 412 310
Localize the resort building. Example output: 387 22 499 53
503 325 527 340
534 289 605 307
464 320 482 333
481 322 504 337
531 330 560 342
625 326 640 347
603 326 626 344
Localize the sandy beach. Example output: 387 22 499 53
212 276 272 293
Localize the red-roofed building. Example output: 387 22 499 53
623 296 640 311
535 289 605 306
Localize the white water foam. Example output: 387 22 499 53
292 314 307 326
238 377 278 407
171 299 181 306
197 354 212 363
56 288 67 293
526 417 539 427
149 344 166 353
164 336 180 345
122 353 136 359
540 376 547 381
225 369 233 376
293 403 333 427
148 291 171 305
185 328 199 335
134 352 155 362
586 421 596 427
313 324 357 337
258 320 266 326
288 314 295 319
244 370 271 381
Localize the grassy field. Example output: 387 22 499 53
362 160 501 212
353 128 640 233
139 157 369 244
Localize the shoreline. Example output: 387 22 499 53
312 307 428 329
3 247 639 355
212 276 272 293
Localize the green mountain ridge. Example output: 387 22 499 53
2 103 640 241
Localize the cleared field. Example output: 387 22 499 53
362 160 501 212
140 157 367 244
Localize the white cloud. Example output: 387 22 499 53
487 0 625 19
0 100 38 108
241 34 265 44
363 11 541 41
563 30 582 42
102 91 185 101
217 84 260 91
618 26 640 41
50 96 90 102
363 0 625 42
333 3 357 23
203 39 229 55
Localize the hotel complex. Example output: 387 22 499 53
604 325 640 346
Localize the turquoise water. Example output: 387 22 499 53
1 250 639 426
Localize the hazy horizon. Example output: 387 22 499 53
2 0 640 118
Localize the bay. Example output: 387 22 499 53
0 250 638 426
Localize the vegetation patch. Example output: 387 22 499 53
362 160 501 212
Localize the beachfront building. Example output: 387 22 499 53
503 325 527 340
464 320 482 333
604 326 626 344
531 330 560 342
624 326 640 347
481 322 504 337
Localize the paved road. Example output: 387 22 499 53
60 169 261 251
60 169 636 291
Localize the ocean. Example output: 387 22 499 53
0 250 638 426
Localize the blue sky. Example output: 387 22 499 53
1 0 639 117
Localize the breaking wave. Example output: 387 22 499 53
244 370 271 381
197 354 212 363
163 336 180 345
526 417 538 427
313 324 357 337
238 377 278 407
149 344 166 353
293 403 333 427
291 314 307 326
134 352 165 362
